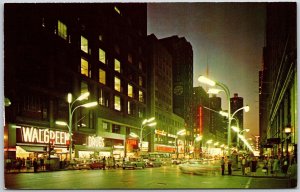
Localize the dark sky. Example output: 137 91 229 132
147 3 266 138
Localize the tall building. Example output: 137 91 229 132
209 95 227 146
159 36 194 150
4 3 148 162
230 93 244 147
260 3 297 159
145 34 185 157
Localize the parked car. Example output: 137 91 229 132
90 160 104 169
115 159 123 168
147 159 163 167
123 158 146 169
179 159 219 175
172 159 182 165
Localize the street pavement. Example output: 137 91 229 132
6 160 288 179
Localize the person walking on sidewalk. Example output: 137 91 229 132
272 156 280 176
227 156 232 175
241 156 246 175
220 157 225 175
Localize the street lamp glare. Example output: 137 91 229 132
147 122 157 127
67 93 72 103
129 132 139 138
219 111 228 117
207 88 223 94
244 105 250 112
198 76 216 86
55 121 68 126
76 92 90 101
177 129 186 135
81 101 98 108
231 126 240 132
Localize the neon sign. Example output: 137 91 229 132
21 126 69 145
88 136 105 148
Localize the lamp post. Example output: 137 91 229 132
177 129 186 159
231 126 249 149
198 76 231 155
284 126 292 157
219 105 250 150
56 92 97 163
139 117 156 152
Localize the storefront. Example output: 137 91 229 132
14 125 70 161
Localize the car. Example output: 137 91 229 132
90 160 104 169
147 159 163 167
115 159 123 168
172 159 182 165
123 158 146 169
178 159 219 175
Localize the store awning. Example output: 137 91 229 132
19 146 46 152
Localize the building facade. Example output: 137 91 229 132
159 36 194 152
259 3 297 160
146 34 185 158
4 3 148 163
230 93 244 147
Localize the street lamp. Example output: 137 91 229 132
177 129 187 158
198 75 231 155
284 126 292 157
231 126 249 149
56 92 97 163
139 117 156 151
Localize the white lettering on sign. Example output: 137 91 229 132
88 136 105 148
21 127 69 145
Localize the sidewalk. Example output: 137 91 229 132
231 162 288 179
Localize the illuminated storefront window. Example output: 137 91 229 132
58 20 67 40
99 69 106 84
81 36 88 53
81 58 89 77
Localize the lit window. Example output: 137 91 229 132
128 101 131 114
114 59 121 73
99 69 106 84
114 6 121 15
58 20 67 40
139 91 144 102
81 58 89 77
114 95 121 111
99 48 106 64
128 84 133 98
139 61 143 71
139 76 143 87
128 54 132 63
81 36 88 53
114 77 121 92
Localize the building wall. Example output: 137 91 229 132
260 2 297 159
159 36 194 149
146 34 185 155
4 3 148 160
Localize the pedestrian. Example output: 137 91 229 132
287 157 297 188
282 156 289 176
227 156 232 175
220 157 225 175
241 156 246 175
113 157 116 169
102 157 106 170
269 156 274 175
33 159 38 173
272 156 280 176
250 156 257 176
40 158 44 171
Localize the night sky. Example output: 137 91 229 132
147 3 266 138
